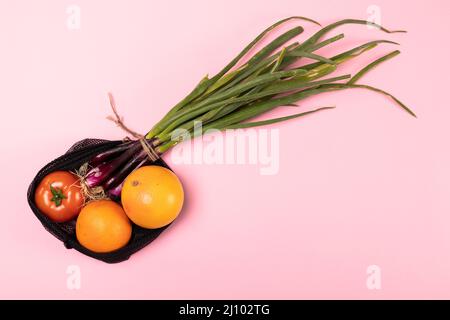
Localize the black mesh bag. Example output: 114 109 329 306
27 138 172 264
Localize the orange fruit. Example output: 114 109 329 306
121 166 184 229
76 200 132 253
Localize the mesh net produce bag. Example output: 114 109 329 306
27 139 172 263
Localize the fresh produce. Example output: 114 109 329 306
31 17 416 256
121 166 184 229
76 200 132 253
34 171 84 222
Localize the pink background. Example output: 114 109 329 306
1 0 449 299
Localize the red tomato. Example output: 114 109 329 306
35 171 84 222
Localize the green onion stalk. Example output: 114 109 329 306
83 17 415 198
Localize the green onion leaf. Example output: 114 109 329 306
225 107 335 129
348 50 400 84
319 83 416 117
289 50 336 64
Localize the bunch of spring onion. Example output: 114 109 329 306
84 17 415 198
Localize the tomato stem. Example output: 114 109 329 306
49 183 66 207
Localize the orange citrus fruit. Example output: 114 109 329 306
76 200 132 253
121 166 184 229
